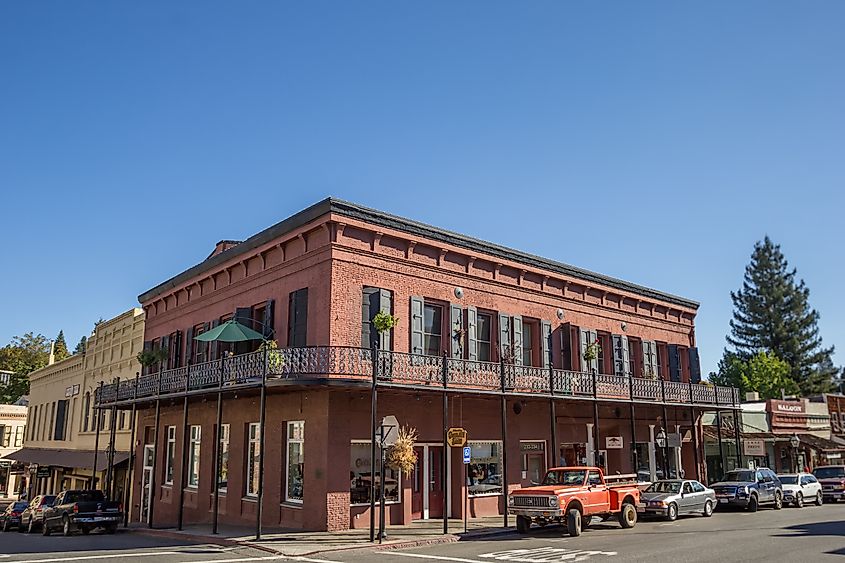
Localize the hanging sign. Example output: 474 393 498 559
447 427 468 447
605 436 623 449
743 439 765 457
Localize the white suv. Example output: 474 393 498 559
777 473 823 507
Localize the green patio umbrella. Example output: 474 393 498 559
193 319 267 342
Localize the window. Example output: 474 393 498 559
119 411 126 430
467 441 502 496
691 481 706 493
246 423 261 497
0 426 9 447
165 426 176 484
83 393 90 432
423 303 443 356
682 482 693 495
350 441 401 504
218 424 230 491
362 287 393 350
188 425 201 488
288 289 308 347
477 313 492 362
522 322 534 366
642 341 658 379
285 421 304 503
14 426 23 447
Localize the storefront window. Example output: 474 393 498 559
246 423 261 497
164 426 176 484
188 426 201 488
350 442 400 504
218 424 229 491
286 421 304 503
467 441 502 496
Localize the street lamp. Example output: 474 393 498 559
656 429 667 479
789 434 800 473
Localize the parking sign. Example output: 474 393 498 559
462 446 471 464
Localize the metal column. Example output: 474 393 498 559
369 342 378 543
500 359 509 529
123 374 139 527
92 381 104 489
148 368 163 528
177 369 190 531
548 365 557 469
255 346 268 540
690 405 701 482
733 409 743 470
106 377 119 499
442 353 449 535
212 357 224 534
716 410 726 480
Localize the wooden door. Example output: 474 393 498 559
428 446 444 518
411 446 423 520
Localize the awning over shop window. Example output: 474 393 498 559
796 434 845 454
1 448 129 472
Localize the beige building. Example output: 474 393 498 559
5 308 145 505
0 404 28 500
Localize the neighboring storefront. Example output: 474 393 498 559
0 404 28 500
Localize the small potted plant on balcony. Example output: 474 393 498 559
386 426 418 477
259 339 285 375
136 347 168 369
582 340 601 368
372 311 399 334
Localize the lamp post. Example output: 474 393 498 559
789 434 800 473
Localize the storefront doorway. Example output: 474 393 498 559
411 444 445 520
140 445 154 524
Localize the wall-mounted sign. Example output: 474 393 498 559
36 466 50 478
520 441 545 453
605 436 623 449
447 428 467 447
770 400 805 414
743 439 766 457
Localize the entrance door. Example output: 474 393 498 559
428 446 444 519
140 445 154 524
411 446 423 520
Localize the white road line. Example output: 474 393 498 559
179 557 335 563
379 554 484 563
3 553 181 563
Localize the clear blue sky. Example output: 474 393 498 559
1 1 842 376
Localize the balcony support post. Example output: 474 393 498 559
548 365 557 469
442 353 449 534
629 376 637 476
716 410 726 481
256 346 268 540
690 405 701 482
106 377 119 499
124 374 139 528
592 372 600 468
733 409 743 470
369 342 378 542
147 369 163 528
92 381 104 489
500 358 509 529
212 357 224 534
178 369 190 531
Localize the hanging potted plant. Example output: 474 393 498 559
372 311 399 334
582 339 601 366
386 426 419 477
259 339 285 375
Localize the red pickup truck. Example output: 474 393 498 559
508 466 640 537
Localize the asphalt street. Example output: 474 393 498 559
0 504 842 563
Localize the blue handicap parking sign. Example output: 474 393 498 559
462 446 471 464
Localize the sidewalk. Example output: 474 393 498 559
129 517 514 557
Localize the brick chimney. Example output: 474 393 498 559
208 240 242 259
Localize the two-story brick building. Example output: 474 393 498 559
95 198 741 533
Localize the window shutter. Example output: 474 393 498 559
668 344 681 382
466 306 478 361
689 347 702 383
587 330 599 373
362 287 377 348
449 303 463 359
578 328 589 372
142 341 152 375
184 326 194 366
379 289 393 351
160 335 170 370
54 400 67 441
498 313 511 362
171 330 182 368
512 315 523 366
541 321 553 369
288 289 308 347
612 335 624 376
263 299 275 340
235 307 252 327
410 296 424 355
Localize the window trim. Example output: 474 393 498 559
164 426 177 485
218 423 230 493
187 425 201 489
284 421 304 504
467 440 503 498
246 422 261 498
423 302 444 357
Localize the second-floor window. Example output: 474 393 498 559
288 289 308 347
423 303 443 356
477 313 492 362
14 426 23 447
522 322 534 366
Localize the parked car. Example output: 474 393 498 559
711 468 783 511
778 473 823 507
0 501 29 532
19 495 56 533
639 479 716 521
42 490 123 536
508 466 641 537
812 465 845 503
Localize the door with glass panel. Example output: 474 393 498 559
140 445 154 524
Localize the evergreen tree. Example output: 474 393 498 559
74 336 87 355
727 237 838 395
54 330 70 361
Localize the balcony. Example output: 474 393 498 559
94 346 740 408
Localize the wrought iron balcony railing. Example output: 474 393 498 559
94 346 740 408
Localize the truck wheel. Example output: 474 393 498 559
581 515 592 529
666 503 678 522
748 494 758 512
566 509 582 537
62 516 72 537
516 516 531 534
774 491 783 510
618 502 637 529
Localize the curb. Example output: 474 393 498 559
127 527 279 555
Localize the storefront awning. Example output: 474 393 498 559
1 448 129 472
796 434 845 453
702 428 788 443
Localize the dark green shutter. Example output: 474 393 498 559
288 289 308 347
184 327 194 366
612 335 631 376
362 287 376 348
668 344 681 382
378 289 393 351
689 347 702 383
160 335 170 370
512 315 523 366
541 321 553 369
410 296 424 355
208 320 218 360
450 303 463 359
263 299 275 339
466 306 478 361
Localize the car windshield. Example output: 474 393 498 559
543 470 587 486
813 467 845 479
723 470 755 482
646 481 681 494
779 476 798 485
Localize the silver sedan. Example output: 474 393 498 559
638 479 717 521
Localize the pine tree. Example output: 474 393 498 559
74 336 87 355
727 236 838 395
54 330 70 361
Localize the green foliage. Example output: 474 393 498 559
259 339 285 373
136 347 168 367
74 336 87 355
54 330 69 362
582 340 601 363
727 237 839 395
372 311 399 333
0 333 51 403
711 351 799 399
